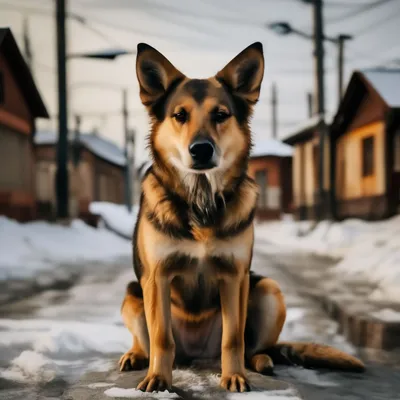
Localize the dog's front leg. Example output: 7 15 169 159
219 270 250 392
136 273 174 392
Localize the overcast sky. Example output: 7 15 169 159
1 0 399 165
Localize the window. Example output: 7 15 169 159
394 130 400 173
0 71 4 104
255 169 268 208
362 136 374 177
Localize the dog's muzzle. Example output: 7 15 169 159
189 137 216 170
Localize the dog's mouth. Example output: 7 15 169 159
170 156 221 175
191 161 217 171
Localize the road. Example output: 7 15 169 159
0 248 399 399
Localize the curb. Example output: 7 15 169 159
317 294 400 351
254 244 400 351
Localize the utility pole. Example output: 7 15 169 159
55 0 69 219
122 89 132 213
312 0 327 219
271 82 277 139
307 92 313 118
337 34 352 101
72 114 81 167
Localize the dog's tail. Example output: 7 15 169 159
266 342 365 372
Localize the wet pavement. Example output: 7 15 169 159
0 247 399 399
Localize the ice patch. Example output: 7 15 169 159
0 350 57 383
104 388 179 398
88 382 115 388
228 388 301 399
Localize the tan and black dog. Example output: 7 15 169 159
119 42 364 393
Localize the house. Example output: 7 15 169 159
34 131 126 219
330 69 400 220
248 138 293 220
283 114 333 220
0 28 49 221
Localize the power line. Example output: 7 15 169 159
351 5 400 36
326 0 395 24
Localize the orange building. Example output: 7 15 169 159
248 138 293 220
330 69 400 220
0 28 49 221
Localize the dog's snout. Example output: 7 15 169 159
189 138 215 169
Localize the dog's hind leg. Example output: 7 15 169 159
119 281 150 372
245 275 286 375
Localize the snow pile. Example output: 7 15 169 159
0 216 131 280
90 201 138 238
0 350 57 383
256 216 372 258
256 215 400 305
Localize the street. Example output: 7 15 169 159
0 248 399 400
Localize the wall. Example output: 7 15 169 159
248 156 282 220
0 53 35 221
336 121 385 200
35 145 124 218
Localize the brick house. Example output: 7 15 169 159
248 138 293 220
0 28 49 221
34 131 126 219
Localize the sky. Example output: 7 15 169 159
1 0 399 165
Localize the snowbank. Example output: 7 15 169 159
90 202 138 239
255 215 400 305
0 216 131 280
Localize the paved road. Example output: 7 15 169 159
0 249 399 400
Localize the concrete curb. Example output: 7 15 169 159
254 244 400 351
316 295 400 351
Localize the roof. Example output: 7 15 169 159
282 113 334 145
0 28 49 118
362 68 400 108
251 138 293 158
34 130 126 167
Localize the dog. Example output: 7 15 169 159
119 42 365 393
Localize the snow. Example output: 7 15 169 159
370 308 400 323
251 138 293 158
228 389 301 399
104 388 179 398
90 201 138 238
362 68 400 107
0 350 57 383
256 215 400 305
0 216 131 280
34 130 126 167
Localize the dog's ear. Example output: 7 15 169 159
216 42 264 104
136 43 185 108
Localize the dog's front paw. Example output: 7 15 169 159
137 374 171 392
119 351 148 372
220 373 250 392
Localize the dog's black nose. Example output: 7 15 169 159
189 139 215 169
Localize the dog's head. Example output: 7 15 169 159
136 42 264 203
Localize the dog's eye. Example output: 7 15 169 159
173 110 188 124
214 111 230 124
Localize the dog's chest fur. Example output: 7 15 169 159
135 169 258 314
